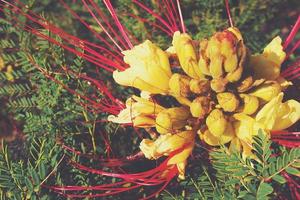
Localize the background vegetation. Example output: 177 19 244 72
0 0 299 199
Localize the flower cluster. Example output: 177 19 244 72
109 27 300 179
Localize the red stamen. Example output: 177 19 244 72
176 0 186 33
224 0 234 27
283 15 300 49
285 38 300 60
133 0 175 33
103 0 133 49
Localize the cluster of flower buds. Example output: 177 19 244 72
110 27 300 178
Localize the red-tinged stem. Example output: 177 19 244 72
176 0 186 33
88 0 135 49
87 0 133 49
61 67 124 109
81 0 126 51
285 39 300 60
160 0 177 31
15 0 123 59
28 58 122 114
224 0 234 27
103 0 133 49
271 131 300 135
272 139 300 148
59 0 124 59
133 0 175 33
126 13 173 36
282 172 300 200
6 0 124 63
1 4 125 71
283 15 300 49
285 71 300 80
280 59 300 76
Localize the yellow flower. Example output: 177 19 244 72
172 31 203 79
155 107 190 134
108 95 164 127
255 92 300 131
113 40 171 94
249 36 286 80
140 130 195 179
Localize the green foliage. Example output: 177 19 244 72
0 138 62 200
0 0 299 199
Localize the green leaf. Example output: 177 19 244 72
25 177 33 192
272 174 286 184
38 163 46 179
257 182 273 199
285 167 300 176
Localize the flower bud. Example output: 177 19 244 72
143 130 195 180
169 73 191 97
249 81 281 101
217 92 240 112
189 79 210 94
239 94 259 115
172 31 203 79
237 76 254 92
224 54 238 73
210 78 228 93
206 109 227 136
199 122 234 146
190 96 212 118
155 107 190 134
225 65 243 82
108 95 164 126
198 39 210 75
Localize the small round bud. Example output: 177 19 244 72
189 79 210 94
206 109 227 136
190 96 212 118
217 92 240 112
169 73 191 97
210 78 228 93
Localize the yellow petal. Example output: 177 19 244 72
248 81 281 102
255 93 283 130
234 113 264 141
108 95 164 125
113 40 171 94
156 131 195 156
169 73 191 97
273 100 300 130
172 31 203 79
217 92 240 112
200 123 234 146
190 96 212 118
249 36 286 80
155 107 190 134
140 131 195 160
239 94 259 115
206 109 227 136
133 116 156 127
175 161 187 180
